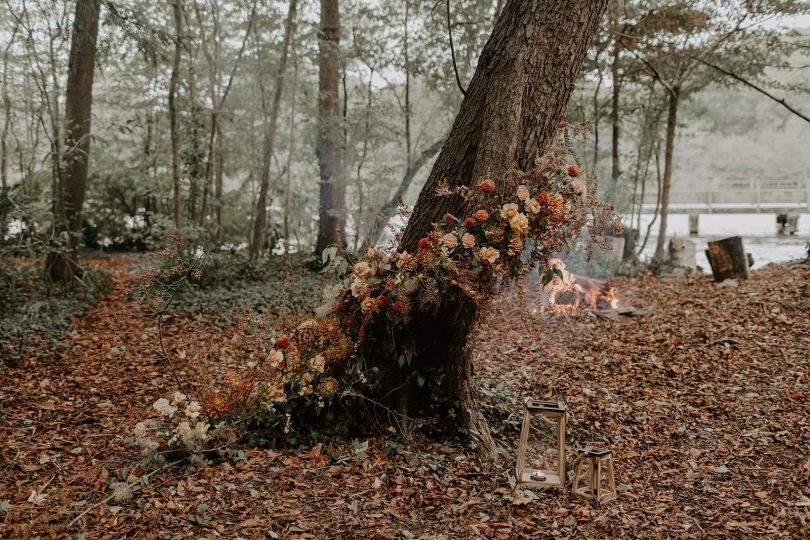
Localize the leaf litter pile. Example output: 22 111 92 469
1 256 808 538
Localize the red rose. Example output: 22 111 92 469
566 164 580 177
536 191 550 205
275 335 291 349
463 217 477 230
480 179 496 193
443 213 457 225
418 237 432 251
376 295 390 309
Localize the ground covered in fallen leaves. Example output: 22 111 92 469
1 256 808 539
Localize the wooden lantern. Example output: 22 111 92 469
516 399 566 489
572 448 616 503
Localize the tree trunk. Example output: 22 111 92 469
45 0 101 282
250 0 296 259
706 236 750 281
608 34 621 203
283 54 299 254
393 0 609 456
169 0 183 229
314 0 346 255
653 85 679 261
214 121 223 241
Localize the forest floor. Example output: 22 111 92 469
1 255 809 539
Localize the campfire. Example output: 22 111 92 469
524 259 620 315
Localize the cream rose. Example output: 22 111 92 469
525 198 541 214
350 277 369 298
440 233 458 249
462 233 476 248
510 212 529 234
501 203 519 220
516 185 530 201
353 261 375 280
479 247 500 264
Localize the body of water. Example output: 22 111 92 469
629 213 809 268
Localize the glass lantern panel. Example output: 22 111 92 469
523 413 561 479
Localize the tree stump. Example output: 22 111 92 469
669 238 696 270
705 236 750 281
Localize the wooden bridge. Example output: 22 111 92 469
638 177 810 215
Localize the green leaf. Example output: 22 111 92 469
417 375 425 387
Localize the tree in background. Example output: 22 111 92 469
45 0 101 282
168 0 183 229
315 0 346 254
250 0 297 259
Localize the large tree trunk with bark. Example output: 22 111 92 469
391 0 609 456
654 85 679 261
250 0 296 260
314 0 346 254
45 0 101 282
169 0 183 229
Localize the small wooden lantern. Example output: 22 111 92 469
572 448 616 503
516 399 566 489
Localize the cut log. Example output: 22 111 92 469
669 238 696 270
705 236 750 281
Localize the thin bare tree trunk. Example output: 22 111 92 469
283 53 298 255
403 0 411 168
352 66 374 251
169 0 184 228
361 138 443 252
315 0 346 254
608 34 621 202
250 0 296 259
45 0 101 282
654 85 679 261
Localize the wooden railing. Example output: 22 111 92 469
638 177 810 214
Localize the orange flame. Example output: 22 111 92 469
541 259 619 315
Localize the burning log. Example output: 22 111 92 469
705 236 751 282
537 260 619 313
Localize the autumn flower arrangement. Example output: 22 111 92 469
133 125 618 449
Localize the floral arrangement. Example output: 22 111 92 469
132 126 619 454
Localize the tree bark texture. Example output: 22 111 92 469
250 0 296 259
169 0 183 229
45 0 101 282
654 85 679 261
393 0 610 456
314 0 346 255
